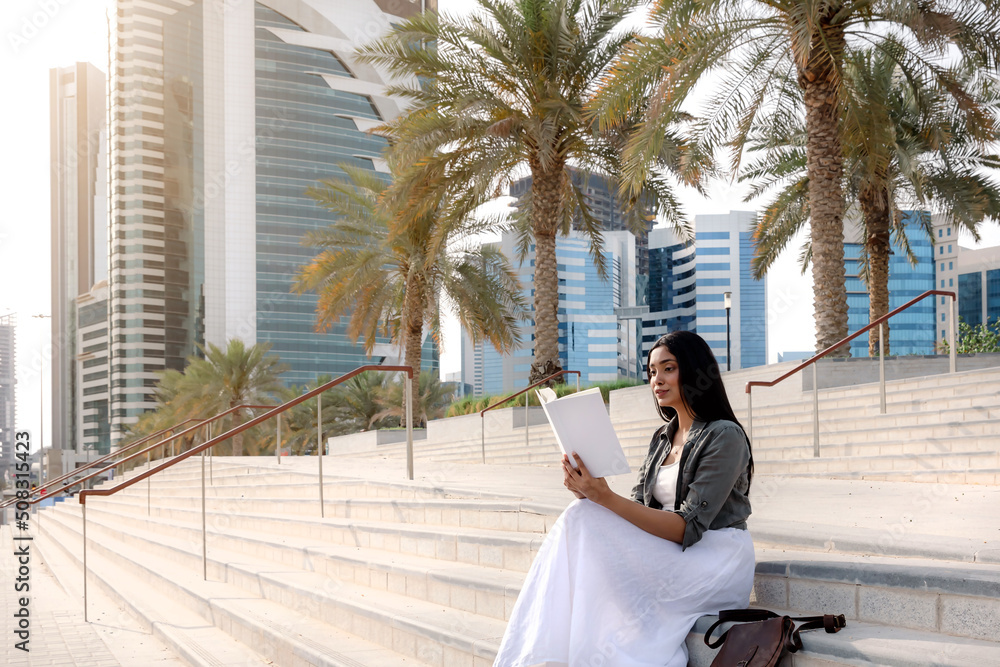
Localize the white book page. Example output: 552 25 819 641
536 388 631 478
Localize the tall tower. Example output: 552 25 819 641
474 230 637 393
107 0 205 446
107 0 435 444
642 211 767 373
50 61 107 454
844 211 935 356
0 314 16 483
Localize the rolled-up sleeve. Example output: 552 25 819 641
675 425 749 549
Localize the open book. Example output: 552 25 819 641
535 387 632 478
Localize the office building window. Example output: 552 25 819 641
941 313 946 322
939 246 943 255
947 228 951 236
949 261 953 270
940 263 945 271
948 244 952 253
949 278 953 287
941 296 945 305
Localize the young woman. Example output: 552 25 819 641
494 331 755 667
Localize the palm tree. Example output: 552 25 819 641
598 0 1000 354
293 164 526 425
179 340 287 457
355 0 697 384
375 372 457 425
742 49 1000 354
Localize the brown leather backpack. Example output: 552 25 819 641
703 609 846 667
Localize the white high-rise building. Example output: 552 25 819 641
50 61 107 454
106 0 431 445
469 230 638 394
642 212 767 372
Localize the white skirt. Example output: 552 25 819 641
494 499 755 667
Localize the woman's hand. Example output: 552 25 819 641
562 453 612 505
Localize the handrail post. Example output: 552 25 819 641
481 416 486 464
317 390 324 518
576 374 580 393
276 413 281 465
949 298 957 373
82 502 88 622
405 377 414 481
879 322 886 414
524 389 530 449
201 445 207 581
146 450 151 515
208 423 213 485
812 362 820 457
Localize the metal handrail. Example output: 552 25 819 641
0 418 204 510
478 370 581 463
25 405 274 509
75 364 413 621
745 290 956 455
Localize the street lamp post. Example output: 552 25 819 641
723 293 732 372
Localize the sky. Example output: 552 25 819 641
1 0 998 449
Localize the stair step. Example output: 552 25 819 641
686 609 1000 666
41 507 437 666
35 509 275 667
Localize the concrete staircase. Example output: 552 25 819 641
26 365 1000 666
365 366 1000 485
30 455 1000 666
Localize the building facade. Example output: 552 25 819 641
844 210 936 356
106 0 433 444
642 212 767 373
50 61 107 455
509 169 656 277
641 227 697 360
471 230 638 395
76 282 111 455
0 315 16 484
947 249 1000 337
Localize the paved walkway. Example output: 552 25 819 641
0 520 184 667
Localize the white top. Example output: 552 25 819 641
652 459 680 508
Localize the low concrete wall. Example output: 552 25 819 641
609 360 806 424
327 428 426 455
801 353 1000 391
425 406 548 445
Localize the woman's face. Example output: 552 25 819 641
649 345 683 411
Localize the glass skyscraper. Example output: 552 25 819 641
107 0 436 444
0 315 16 482
643 212 767 373
108 0 205 445
50 61 107 455
844 211 935 356
253 4 407 385
473 230 637 394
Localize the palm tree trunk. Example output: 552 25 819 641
529 161 564 384
402 270 425 427
231 407 243 457
859 185 892 356
799 24 850 356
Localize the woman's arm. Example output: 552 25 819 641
562 453 686 543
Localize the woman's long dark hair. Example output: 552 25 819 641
647 330 754 490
